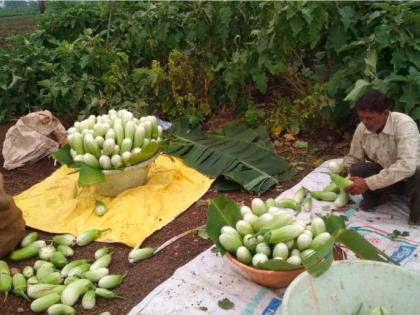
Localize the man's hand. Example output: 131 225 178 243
345 176 369 195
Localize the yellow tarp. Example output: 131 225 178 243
14 154 214 247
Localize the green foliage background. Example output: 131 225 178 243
1 1 419 133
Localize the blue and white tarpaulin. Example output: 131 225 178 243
129 160 420 315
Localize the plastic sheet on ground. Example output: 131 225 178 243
13 154 214 247
129 159 420 315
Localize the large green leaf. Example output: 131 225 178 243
344 79 371 103
78 163 106 186
164 120 295 194
127 141 160 165
410 107 420 120
8 73 22 89
322 214 348 235
364 48 377 78
302 238 335 277
206 196 242 254
251 72 268 93
302 226 398 278
300 215 397 277
338 5 355 31
400 83 419 114
52 144 106 186
51 144 73 166
335 229 396 263
212 177 242 192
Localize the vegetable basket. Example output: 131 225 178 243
282 260 420 315
224 245 346 289
52 110 164 196
93 152 159 197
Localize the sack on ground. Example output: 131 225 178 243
0 174 25 258
2 110 67 170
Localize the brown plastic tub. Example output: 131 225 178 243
225 246 346 289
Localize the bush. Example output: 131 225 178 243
0 1 419 131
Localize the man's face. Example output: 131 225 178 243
357 109 389 132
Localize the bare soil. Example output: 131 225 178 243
0 15 38 48
0 110 352 315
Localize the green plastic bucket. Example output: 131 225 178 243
282 260 420 315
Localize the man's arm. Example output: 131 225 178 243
365 121 418 191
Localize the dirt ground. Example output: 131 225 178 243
0 111 352 315
0 15 38 48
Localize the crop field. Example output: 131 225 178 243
0 15 37 47
0 2 419 314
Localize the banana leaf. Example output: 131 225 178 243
164 120 295 195
206 196 242 254
212 177 242 192
334 229 396 263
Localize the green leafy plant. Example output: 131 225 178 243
243 100 265 128
329 2 420 122
1 1 419 129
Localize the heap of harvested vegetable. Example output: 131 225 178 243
205 159 396 277
273 159 353 213
53 109 163 186
207 159 355 271
0 229 123 314
212 195 335 272
66 109 162 170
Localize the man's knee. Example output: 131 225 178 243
350 162 382 178
349 164 365 177
411 169 420 191
414 169 420 179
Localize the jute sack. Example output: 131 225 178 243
0 173 25 258
2 110 67 170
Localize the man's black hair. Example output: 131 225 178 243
354 90 391 112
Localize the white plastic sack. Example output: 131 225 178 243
2 110 67 170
